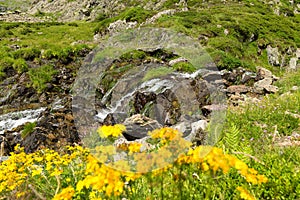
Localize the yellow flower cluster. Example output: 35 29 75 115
76 154 139 198
0 145 88 199
117 142 142 155
237 186 255 200
149 127 180 144
0 126 268 200
97 124 126 138
53 186 75 200
176 146 268 185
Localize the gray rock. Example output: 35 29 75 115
184 120 208 143
144 9 177 24
168 57 188 66
201 104 227 117
123 114 162 141
266 45 280 66
296 48 300 58
107 19 137 35
227 85 250 94
172 121 192 137
288 57 298 71
254 78 278 93
256 67 273 80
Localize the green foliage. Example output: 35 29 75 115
172 62 196 72
12 48 41 61
212 50 254 70
12 58 28 73
118 6 154 23
0 56 14 69
93 7 154 33
143 66 174 81
21 122 36 139
152 2 300 71
28 64 58 93
249 147 300 199
42 44 90 63
218 123 253 161
119 50 147 60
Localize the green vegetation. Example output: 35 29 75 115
0 0 299 199
0 21 95 90
143 66 174 81
119 49 147 60
21 122 36 138
219 71 300 199
152 2 300 73
28 64 58 93
172 61 196 72
94 7 155 34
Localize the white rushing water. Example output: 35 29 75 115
95 68 205 122
0 107 46 135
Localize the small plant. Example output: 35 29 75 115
120 50 147 60
27 64 58 93
172 61 196 72
21 122 36 138
12 58 28 73
12 48 41 61
143 66 174 81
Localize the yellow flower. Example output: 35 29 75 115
236 186 256 200
257 174 268 183
97 124 126 138
128 142 142 154
202 163 209 171
31 166 43 177
53 186 75 200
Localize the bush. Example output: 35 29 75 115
172 62 196 73
120 50 147 60
27 64 58 93
212 51 253 70
21 122 36 139
12 48 41 61
12 58 28 73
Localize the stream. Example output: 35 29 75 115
0 107 46 135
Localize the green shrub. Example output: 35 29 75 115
212 51 253 70
12 58 28 73
120 50 147 60
12 47 41 61
172 62 196 73
28 64 58 93
21 122 36 138
143 66 174 81
0 56 14 69
94 13 108 22
118 7 154 23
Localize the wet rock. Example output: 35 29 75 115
241 71 256 84
122 114 162 141
202 71 222 82
21 96 80 153
133 91 156 114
